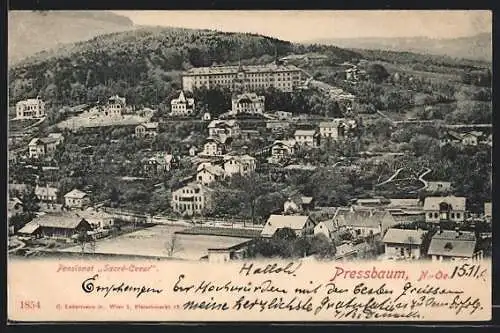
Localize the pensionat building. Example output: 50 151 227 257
181 63 303 93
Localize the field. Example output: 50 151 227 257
59 224 251 260
56 112 150 130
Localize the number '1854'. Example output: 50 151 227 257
20 301 41 310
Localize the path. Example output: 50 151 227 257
375 167 404 187
417 167 432 191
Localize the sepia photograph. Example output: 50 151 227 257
7 9 493 322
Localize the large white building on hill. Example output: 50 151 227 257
182 63 302 93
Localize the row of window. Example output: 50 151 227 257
175 203 203 211
427 212 462 219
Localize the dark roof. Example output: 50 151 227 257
32 212 90 230
427 230 477 258
176 226 261 238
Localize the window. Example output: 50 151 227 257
434 213 438 218
451 213 455 219
456 213 461 219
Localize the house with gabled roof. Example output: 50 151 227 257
294 129 319 147
319 119 347 141
170 91 195 116
35 184 58 203
382 228 427 260
171 182 214 216
423 196 466 223
28 136 60 159
135 122 159 138
223 154 256 177
231 93 265 115
17 212 92 239
428 229 483 262
207 120 241 142
461 131 482 146
64 189 90 209
196 164 225 185
330 207 397 238
269 139 298 164
284 192 315 214
440 130 463 146
261 214 316 238
200 137 226 156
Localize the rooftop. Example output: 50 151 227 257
423 196 466 211
427 230 477 258
295 129 317 136
64 189 88 199
382 228 426 245
261 214 313 237
183 64 301 76
31 212 89 230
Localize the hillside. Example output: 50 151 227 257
8 11 136 64
8 26 360 108
310 33 492 62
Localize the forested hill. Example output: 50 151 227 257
8 11 136 64
310 33 492 63
9 27 361 107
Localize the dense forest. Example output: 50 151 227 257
8 27 360 108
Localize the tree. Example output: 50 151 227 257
165 234 182 257
274 227 297 241
367 63 390 83
310 234 337 259
76 229 95 254
230 173 272 224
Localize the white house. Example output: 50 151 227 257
200 137 226 156
16 97 46 119
172 183 214 216
319 119 347 140
231 93 265 114
47 133 64 145
35 185 58 203
135 122 159 138
223 154 256 177
423 196 466 223
461 131 481 146
332 207 397 238
103 95 126 117
269 139 298 163
382 228 427 260
64 189 90 209
428 229 483 262
207 120 240 142
170 91 195 116
261 214 316 238
294 129 319 147
196 164 225 186
28 137 60 159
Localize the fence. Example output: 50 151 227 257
100 207 262 230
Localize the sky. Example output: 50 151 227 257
113 10 492 42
